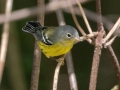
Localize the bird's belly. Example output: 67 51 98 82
37 42 73 58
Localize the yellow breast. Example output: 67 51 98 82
37 41 73 58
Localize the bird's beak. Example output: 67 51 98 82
74 36 81 43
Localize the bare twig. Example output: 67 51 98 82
52 1 65 90
55 9 65 25
53 60 63 90
63 7 114 31
96 0 103 31
53 1 78 89
0 0 89 24
104 35 117 47
67 0 86 35
103 17 120 43
30 0 44 90
89 30 104 90
50 1 65 90
0 0 13 84
89 0 104 90
79 32 98 41
103 9 120 90
111 85 119 90
75 0 93 34
66 52 78 90
107 46 120 89
67 0 92 44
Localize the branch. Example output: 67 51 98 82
53 60 63 90
76 0 93 34
53 1 78 89
96 0 103 31
66 52 78 90
79 32 98 41
51 1 64 90
89 0 104 90
63 7 114 31
30 43 41 90
0 0 89 24
111 85 119 90
89 30 104 90
67 0 92 44
30 0 44 90
103 17 120 43
107 46 120 90
0 0 13 84
103 17 120 89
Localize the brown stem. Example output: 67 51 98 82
30 42 41 90
54 2 78 89
107 46 120 90
96 0 103 31
89 0 104 90
53 60 63 90
66 52 78 90
0 0 89 24
89 30 104 90
89 47 101 90
30 0 44 90
0 0 13 84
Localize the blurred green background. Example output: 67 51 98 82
0 0 120 90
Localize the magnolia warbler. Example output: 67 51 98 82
22 21 80 63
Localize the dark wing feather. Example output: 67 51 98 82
22 21 53 45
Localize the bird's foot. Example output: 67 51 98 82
56 59 64 65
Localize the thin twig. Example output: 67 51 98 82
0 5 114 32
104 17 120 43
96 0 103 31
66 52 78 90
79 32 98 41
111 85 119 90
89 0 104 90
0 0 89 24
30 0 44 90
55 9 65 25
63 7 114 31
67 0 86 35
0 0 13 84
104 35 117 47
67 0 92 44
51 0 65 89
107 46 120 90
54 1 78 89
75 0 93 34
53 60 63 90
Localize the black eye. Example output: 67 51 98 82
66 33 72 38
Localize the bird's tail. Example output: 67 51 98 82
22 21 42 34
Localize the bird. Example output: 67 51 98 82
22 21 80 64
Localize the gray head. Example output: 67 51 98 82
45 25 80 45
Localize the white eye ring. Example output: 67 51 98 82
66 33 72 38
